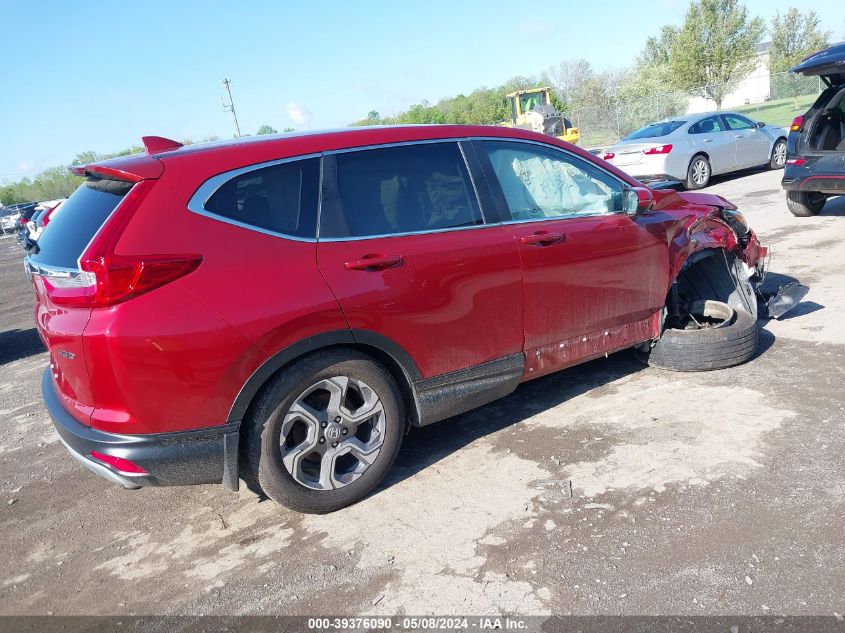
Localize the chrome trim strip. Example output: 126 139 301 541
184 134 632 243
317 222 499 243
24 257 88 279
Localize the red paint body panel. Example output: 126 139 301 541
317 226 523 378
505 214 669 353
29 125 767 439
32 276 95 426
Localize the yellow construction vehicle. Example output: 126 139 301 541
502 87 580 145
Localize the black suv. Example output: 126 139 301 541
782 42 845 217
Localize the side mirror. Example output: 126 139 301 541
756 121 766 128
624 187 654 215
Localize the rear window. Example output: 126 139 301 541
204 158 319 238
320 143 483 238
31 179 132 269
623 120 687 141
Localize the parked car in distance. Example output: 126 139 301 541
1 209 22 233
782 42 845 216
602 112 788 189
23 199 65 249
29 125 774 513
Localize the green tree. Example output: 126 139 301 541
256 124 278 135
770 8 830 106
669 0 765 110
641 25 679 66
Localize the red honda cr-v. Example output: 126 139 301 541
28 125 769 513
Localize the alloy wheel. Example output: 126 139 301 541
279 376 386 490
692 159 709 186
774 141 787 166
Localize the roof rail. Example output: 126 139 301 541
141 136 184 154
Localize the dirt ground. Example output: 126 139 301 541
0 168 843 618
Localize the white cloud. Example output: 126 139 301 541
286 101 313 127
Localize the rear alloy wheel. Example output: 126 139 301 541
786 190 826 217
245 350 404 513
635 300 758 371
685 155 711 190
769 139 787 169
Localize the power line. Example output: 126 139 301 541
221 78 242 138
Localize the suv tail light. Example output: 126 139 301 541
643 144 673 155
43 179 202 308
790 116 804 132
602 152 615 160
40 203 60 227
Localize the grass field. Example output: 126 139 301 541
734 93 818 127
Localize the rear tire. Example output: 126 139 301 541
685 155 711 190
635 303 758 372
769 139 787 169
244 350 405 513
786 191 826 217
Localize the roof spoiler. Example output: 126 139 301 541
142 136 184 154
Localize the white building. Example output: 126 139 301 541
686 42 772 113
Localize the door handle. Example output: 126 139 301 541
702 137 713 143
520 231 564 246
344 254 403 271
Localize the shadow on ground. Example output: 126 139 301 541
0 327 44 365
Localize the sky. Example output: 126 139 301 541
1 0 843 183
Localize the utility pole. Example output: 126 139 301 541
221 78 241 138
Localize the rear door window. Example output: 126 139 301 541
319 143 483 238
31 179 132 269
204 157 319 238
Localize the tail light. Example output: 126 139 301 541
786 158 806 166
43 179 202 308
602 152 615 160
790 116 804 132
40 204 60 227
643 145 673 155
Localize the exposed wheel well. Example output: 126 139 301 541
668 248 757 321
238 342 419 437
689 152 709 165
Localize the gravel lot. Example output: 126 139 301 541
0 168 843 617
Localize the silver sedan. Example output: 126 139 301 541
602 111 788 189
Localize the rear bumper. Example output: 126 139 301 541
782 174 845 194
42 368 240 490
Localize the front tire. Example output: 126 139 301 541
245 349 405 513
786 191 826 217
685 155 711 190
769 139 787 169
635 301 758 372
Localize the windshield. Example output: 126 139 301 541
623 120 687 141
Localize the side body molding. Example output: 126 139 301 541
227 330 525 430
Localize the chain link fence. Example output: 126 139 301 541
565 71 826 149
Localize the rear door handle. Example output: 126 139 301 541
702 138 713 143
520 231 564 246
344 254 403 271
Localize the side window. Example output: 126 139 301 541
481 141 623 220
204 157 319 238
320 143 483 238
689 116 725 134
722 113 755 131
